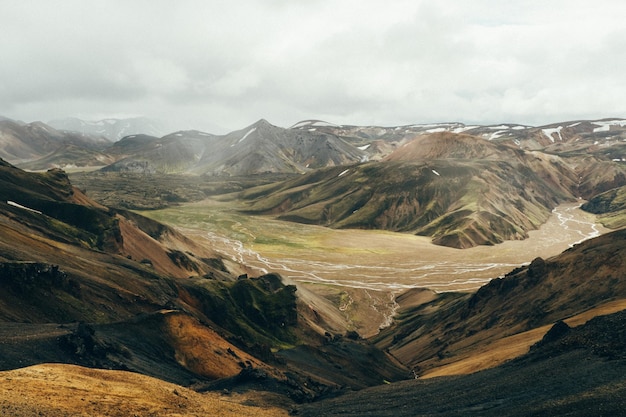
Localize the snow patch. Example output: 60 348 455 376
568 122 581 128
338 169 350 177
426 127 447 133
592 120 626 132
489 125 510 130
7 201 42 215
488 130 506 140
358 144 371 151
431 169 440 176
453 125 478 133
238 127 256 143
542 126 563 142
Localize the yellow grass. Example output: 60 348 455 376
0 363 288 417
421 298 626 379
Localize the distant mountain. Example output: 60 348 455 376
293 118 626 162
0 119 111 166
48 116 165 142
104 119 367 175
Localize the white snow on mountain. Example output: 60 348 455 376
239 127 257 143
592 119 626 133
542 126 563 142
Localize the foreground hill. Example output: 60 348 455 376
297 308 626 416
374 228 626 374
0 363 288 416
0 159 406 409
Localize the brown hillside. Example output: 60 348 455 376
384 131 519 161
0 364 288 417
375 228 626 375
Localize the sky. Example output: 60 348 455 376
1 0 626 134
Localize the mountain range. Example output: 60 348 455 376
1 108 626 415
0 152 625 415
5 115 623 248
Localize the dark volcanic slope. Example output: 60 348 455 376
373 228 626 373
296 309 626 417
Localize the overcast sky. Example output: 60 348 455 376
1 0 625 133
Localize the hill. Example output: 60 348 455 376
296 307 626 417
240 132 625 247
581 184 626 228
0 159 407 409
0 118 110 166
373 228 626 374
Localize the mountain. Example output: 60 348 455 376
48 116 165 142
240 131 625 247
296 307 626 416
291 228 626 416
103 119 367 175
581 184 626 228
102 131 211 174
290 118 626 162
0 118 110 165
0 158 407 408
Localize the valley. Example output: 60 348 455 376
1 114 625 416
140 200 606 293
139 198 608 337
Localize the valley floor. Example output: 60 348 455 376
141 200 609 336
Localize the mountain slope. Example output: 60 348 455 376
296 308 626 417
581 184 626 228
373 228 626 374
240 151 572 248
0 158 407 407
0 118 112 168
101 119 366 175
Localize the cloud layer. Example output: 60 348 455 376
2 0 625 133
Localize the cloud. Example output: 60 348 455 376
1 0 626 132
